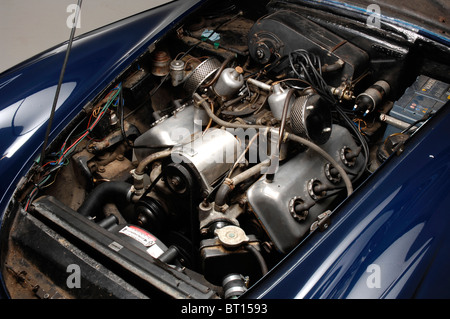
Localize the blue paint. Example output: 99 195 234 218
0 0 205 221
1 0 449 299
245 104 450 299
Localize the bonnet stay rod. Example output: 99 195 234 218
39 0 83 165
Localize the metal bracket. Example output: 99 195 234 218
310 210 332 232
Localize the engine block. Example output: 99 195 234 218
247 125 364 253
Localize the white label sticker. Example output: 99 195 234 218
119 225 156 247
147 244 165 259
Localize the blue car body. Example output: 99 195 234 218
0 0 206 298
0 0 205 219
245 103 450 298
1 0 449 299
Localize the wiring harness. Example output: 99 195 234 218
25 83 123 211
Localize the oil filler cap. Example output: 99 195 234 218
215 226 249 248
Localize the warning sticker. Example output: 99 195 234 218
119 225 156 247
147 244 165 259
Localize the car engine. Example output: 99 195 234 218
3 0 450 299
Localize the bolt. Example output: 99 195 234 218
170 176 181 187
201 190 209 198
256 48 265 60
238 198 247 207
87 144 96 153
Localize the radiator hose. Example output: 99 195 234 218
78 181 133 217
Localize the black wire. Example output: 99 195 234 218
39 0 83 166
118 89 175 150
288 49 370 179
401 113 432 134
245 244 268 276
315 186 346 202
140 170 164 199
119 11 245 147
244 54 284 80
118 84 135 149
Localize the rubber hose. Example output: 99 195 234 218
246 244 268 276
78 181 133 217
215 183 232 207
193 93 267 129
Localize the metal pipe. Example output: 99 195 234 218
247 78 272 91
215 160 270 207
380 113 418 131
135 149 172 175
193 93 267 129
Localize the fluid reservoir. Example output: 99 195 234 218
151 51 171 77
213 66 244 99
170 60 185 86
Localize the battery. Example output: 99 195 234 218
383 75 450 139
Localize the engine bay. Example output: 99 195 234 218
2 0 450 299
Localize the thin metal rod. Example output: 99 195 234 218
39 0 83 165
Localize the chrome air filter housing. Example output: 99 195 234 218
290 93 332 145
183 58 221 95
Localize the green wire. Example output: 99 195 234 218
27 84 122 210
59 84 122 161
